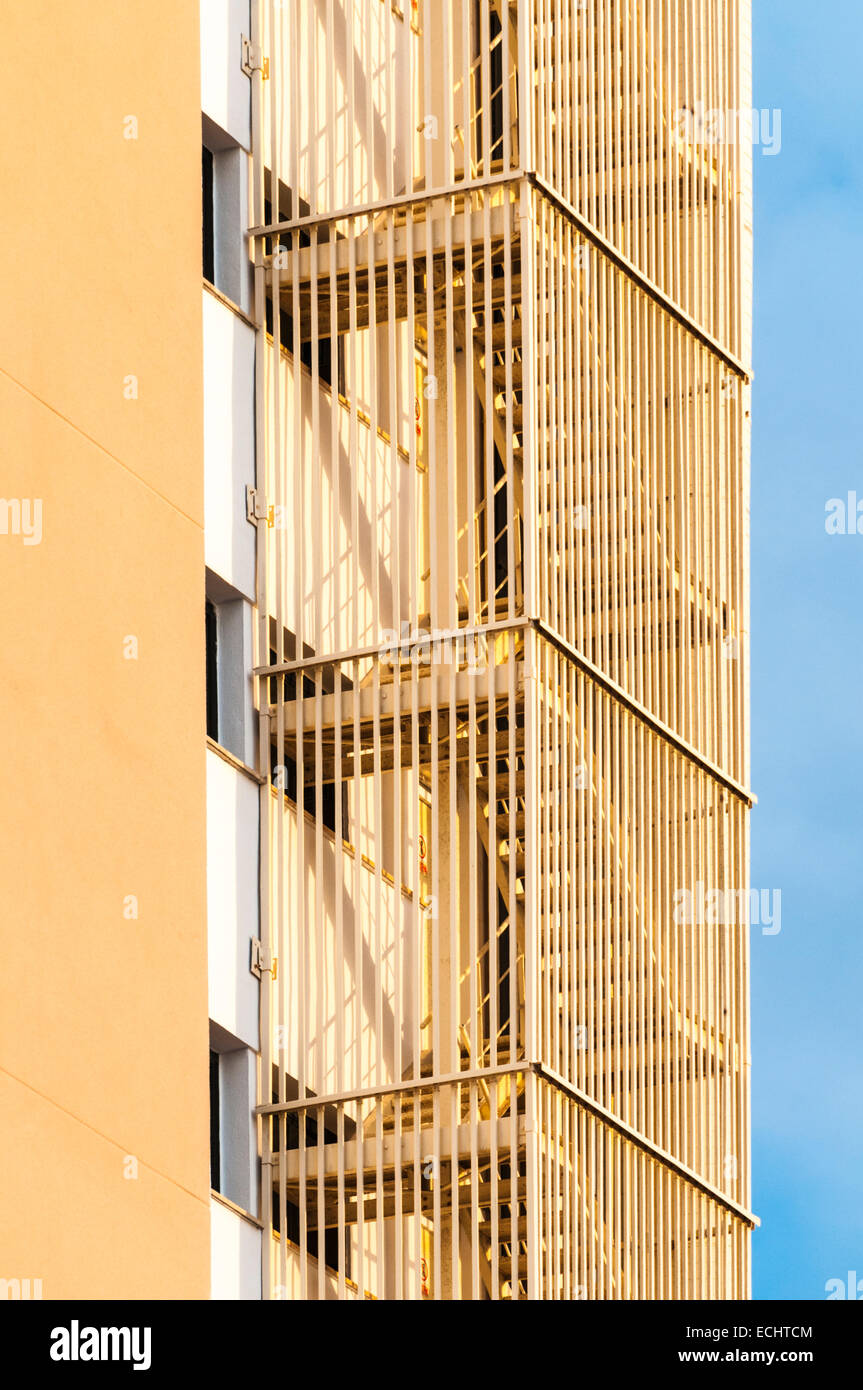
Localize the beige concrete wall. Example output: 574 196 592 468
0 2 209 1298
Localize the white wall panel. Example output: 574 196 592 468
201 0 252 151
204 289 256 602
210 1199 262 1299
207 748 260 1051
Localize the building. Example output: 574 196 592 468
1 0 753 1301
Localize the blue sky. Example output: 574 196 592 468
750 1 863 1298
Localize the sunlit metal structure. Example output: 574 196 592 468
248 0 754 1299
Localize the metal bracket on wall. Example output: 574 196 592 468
251 939 277 981
241 36 269 80
245 485 273 528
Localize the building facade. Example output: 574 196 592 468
1 2 210 1300
2 0 753 1301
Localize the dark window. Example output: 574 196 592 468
489 6 504 163
268 645 349 836
206 600 219 741
269 749 349 838
263 197 345 391
202 146 215 282
268 1097 351 1276
209 1050 221 1192
477 433 514 614
264 293 345 392
474 3 505 167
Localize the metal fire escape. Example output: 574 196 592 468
248 0 755 1299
